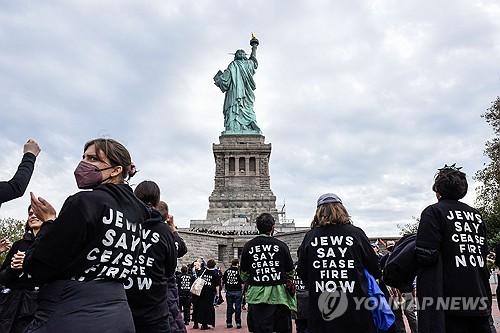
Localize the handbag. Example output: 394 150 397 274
364 269 395 331
190 270 206 296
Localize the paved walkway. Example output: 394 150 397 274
186 298 500 333
187 285 500 333
186 302 251 333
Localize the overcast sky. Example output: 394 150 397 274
0 0 498 237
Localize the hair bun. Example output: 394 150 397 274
128 163 138 179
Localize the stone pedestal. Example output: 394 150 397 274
205 134 278 224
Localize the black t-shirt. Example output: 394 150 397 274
297 224 380 333
24 183 149 284
223 267 243 291
200 268 221 292
177 272 195 296
416 199 490 315
0 152 36 205
126 209 178 324
293 264 307 292
0 233 38 290
240 234 294 286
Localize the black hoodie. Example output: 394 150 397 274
24 183 149 284
125 208 178 326
0 232 37 290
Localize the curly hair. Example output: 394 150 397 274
432 165 468 200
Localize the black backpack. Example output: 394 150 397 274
383 234 417 290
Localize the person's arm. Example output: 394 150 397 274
174 233 187 258
164 226 178 278
239 244 250 282
213 68 232 93
221 270 227 288
23 194 90 283
0 140 40 205
238 269 244 285
166 215 187 258
214 272 221 294
0 153 36 204
479 213 489 262
283 243 295 279
249 36 258 69
415 206 441 266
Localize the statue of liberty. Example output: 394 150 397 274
214 34 261 134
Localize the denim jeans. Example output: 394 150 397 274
225 290 242 325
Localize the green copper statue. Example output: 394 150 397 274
214 34 261 134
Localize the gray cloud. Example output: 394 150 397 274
0 0 498 237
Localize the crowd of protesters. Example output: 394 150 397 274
188 229 258 236
0 138 497 333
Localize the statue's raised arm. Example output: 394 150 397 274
249 33 259 68
213 35 261 135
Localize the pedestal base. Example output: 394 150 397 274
205 134 278 225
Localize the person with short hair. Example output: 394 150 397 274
223 258 244 329
0 205 41 333
156 200 188 333
240 213 296 333
0 139 40 206
297 193 381 333
177 265 195 325
22 138 148 333
157 201 187 257
416 164 491 333
126 180 178 333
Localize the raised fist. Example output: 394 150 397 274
23 139 41 157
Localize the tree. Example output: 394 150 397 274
397 217 419 236
475 96 500 247
0 217 26 264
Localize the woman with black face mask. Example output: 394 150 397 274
19 138 149 333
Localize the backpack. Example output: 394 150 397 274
383 234 417 290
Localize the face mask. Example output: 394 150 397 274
74 160 114 189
